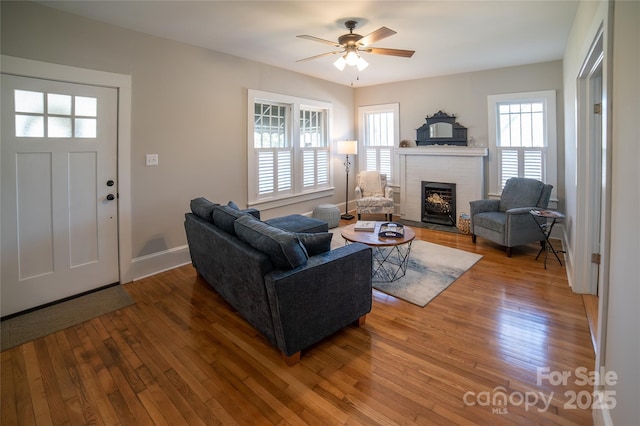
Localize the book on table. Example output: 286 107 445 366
354 221 376 232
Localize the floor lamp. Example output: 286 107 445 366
337 140 358 220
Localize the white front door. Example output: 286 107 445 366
1 74 119 316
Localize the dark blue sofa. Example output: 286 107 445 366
184 198 372 365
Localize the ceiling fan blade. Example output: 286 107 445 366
364 47 415 58
297 35 341 47
358 27 396 46
296 51 342 62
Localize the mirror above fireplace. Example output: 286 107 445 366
416 111 468 146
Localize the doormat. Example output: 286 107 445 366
1 285 134 351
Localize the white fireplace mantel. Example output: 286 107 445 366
398 147 488 223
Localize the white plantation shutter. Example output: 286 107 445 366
277 150 292 192
316 150 329 186
258 151 274 195
495 100 548 189
379 148 392 179
488 91 556 197
524 149 543 180
249 91 332 204
361 106 397 182
299 107 329 190
365 149 377 171
500 149 519 188
302 150 315 187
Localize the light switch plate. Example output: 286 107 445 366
146 154 159 166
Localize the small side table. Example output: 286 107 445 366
529 209 566 269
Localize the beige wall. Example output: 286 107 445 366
1 1 355 262
355 61 565 207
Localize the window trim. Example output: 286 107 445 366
487 90 557 200
247 89 333 210
357 103 400 185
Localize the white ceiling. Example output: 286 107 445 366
40 1 579 87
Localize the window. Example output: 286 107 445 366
14 90 97 138
248 90 332 207
488 91 557 197
358 103 399 184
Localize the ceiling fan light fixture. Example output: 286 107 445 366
356 56 369 71
345 50 359 66
333 56 347 71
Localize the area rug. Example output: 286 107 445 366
331 228 482 307
1 285 134 351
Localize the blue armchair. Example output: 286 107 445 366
469 177 553 257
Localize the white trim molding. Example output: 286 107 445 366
1 55 135 283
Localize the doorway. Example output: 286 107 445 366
1 74 119 316
1 56 133 318
576 28 609 359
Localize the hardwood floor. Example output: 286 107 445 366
1 220 595 425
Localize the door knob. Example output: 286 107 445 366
106 194 115 201
106 180 115 187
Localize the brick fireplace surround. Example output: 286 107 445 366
398 147 488 226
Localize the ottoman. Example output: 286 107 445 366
312 204 341 229
265 214 329 234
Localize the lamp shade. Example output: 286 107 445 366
337 140 358 155
333 56 347 71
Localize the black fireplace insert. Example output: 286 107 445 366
421 181 456 226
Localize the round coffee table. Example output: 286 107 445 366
341 222 416 283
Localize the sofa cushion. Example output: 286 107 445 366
212 205 253 235
234 215 308 270
190 197 219 222
265 214 329 234
296 232 333 256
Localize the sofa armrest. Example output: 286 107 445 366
469 199 500 216
264 243 372 357
355 186 363 199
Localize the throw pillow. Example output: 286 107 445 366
212 205 252 235
234 215 308 270
190 197 219 222
227 200 240 210
360 171 384 197
296 232 333 256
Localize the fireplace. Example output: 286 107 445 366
422 181 456 226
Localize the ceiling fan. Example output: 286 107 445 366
297 20 415 71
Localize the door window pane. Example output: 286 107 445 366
15 90 43 113
75 118 97 138
15 115 44 137
76 96 97 116
47 93 72 115
48 117 73 138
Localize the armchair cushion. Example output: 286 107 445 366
234 215 308 270
499 178 545 211
472 211 506 233
359 171 384 197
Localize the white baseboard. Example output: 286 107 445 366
593 406 614 426
129 245 192 281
